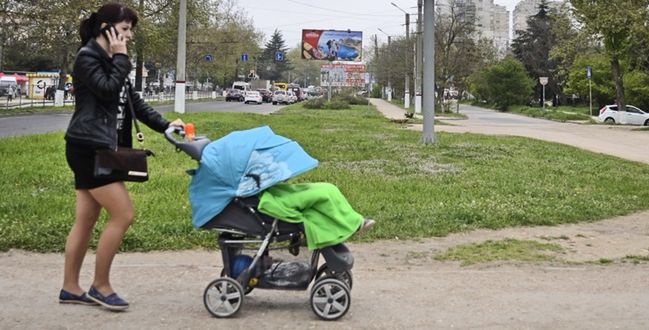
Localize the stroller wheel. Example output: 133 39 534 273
310 278 351 321
316 264 353 290
203 277 244 318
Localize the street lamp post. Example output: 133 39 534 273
174 0 187 114
422 0 436 144
391 2 410 110
377 28 393 102
415 0 423 115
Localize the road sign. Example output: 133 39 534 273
204 54 213 62
539 77 548 86
241 53 248 61
586 66 592 79
274 51 284 62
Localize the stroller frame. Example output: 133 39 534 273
202 196 354 320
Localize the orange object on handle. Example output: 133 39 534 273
184 123 195 141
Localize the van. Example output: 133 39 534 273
231 81 251 93
0 76 17 97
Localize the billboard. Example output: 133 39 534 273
320 62 366 87
302 29 363 62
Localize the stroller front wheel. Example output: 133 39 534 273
310 278 351 321
203 277 244 318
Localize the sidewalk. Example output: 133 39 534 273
368 98 408 120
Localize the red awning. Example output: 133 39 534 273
0 72 29 83
12 73 28 82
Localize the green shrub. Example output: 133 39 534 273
337 95 368 105
325 100 351 109
304 97 326 109
468 56 534 111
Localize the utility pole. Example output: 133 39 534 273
174 0 187 114
415 0 423 114
392 2 410 110
421 0 436 144
378 28 393 101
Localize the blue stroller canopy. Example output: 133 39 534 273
188 126 319 228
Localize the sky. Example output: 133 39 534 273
236 0 524 51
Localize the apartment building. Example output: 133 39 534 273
513 0 565 39
436 0 509 57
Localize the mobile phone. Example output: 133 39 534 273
101 23 115 39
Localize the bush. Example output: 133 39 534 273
335 94 367 105
304 97 326 109
468 56 534 111
325 100 351 109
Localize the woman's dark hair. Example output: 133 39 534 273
79 3 139 47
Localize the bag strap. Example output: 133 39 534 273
125 79 144 143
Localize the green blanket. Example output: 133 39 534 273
258 182 363 250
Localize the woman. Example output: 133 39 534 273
60 3 183 311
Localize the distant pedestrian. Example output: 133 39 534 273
7 85 15 101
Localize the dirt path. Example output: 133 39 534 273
2 102 649 329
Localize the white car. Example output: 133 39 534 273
244 91 262 104
272 90 289 105
598 104 649 126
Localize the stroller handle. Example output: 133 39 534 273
165 125 211 161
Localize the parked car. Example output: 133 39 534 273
257 88 272 103
225 89 244 102
598 104 649 126
244 91 262 104
286 90 297 104
272 90 289 105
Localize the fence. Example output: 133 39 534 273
0 87 224 111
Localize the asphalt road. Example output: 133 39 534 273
0 101 280 138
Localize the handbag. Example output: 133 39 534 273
94 80 153 182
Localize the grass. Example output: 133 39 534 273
434 238 564 266
3 103 649 252
508 105 593 122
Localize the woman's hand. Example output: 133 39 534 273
169 118 184 128
106 27 128 55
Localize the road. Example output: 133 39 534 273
0 101 279 138
434 104 649 164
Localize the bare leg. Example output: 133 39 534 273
63 189 101 295
88 182 134 296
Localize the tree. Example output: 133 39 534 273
565 53 614 110
548 2 592 105
286 47 321 87
468 56 534 111
435 0 496 111
571 0 649 119
512 0 560 105
258 29 293 82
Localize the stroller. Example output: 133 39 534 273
165 126 355 320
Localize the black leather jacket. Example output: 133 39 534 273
65 39 169 149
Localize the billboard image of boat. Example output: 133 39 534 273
302 29 362 62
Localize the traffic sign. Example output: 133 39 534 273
586 65 592 79
539 77 548 86
241 52 248 61
274 51 284 62
204 54 213 62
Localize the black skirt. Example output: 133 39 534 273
66 142 121 189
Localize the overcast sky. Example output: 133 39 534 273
236 0 526 49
